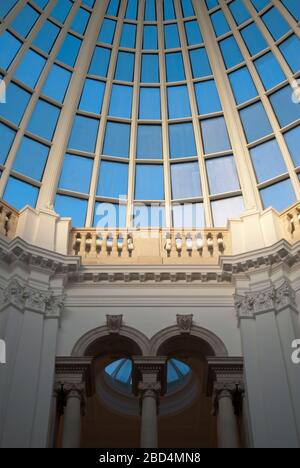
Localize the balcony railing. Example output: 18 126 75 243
69 228 230 265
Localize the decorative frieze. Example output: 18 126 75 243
234 280 297 320
0 278 65 316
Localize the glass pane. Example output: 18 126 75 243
94 202 127 228
0 32 22 70
71 8 90 35
11 4 39 38
163 0 175 20
269 85 300 128
106 0 120 16
239 101 272 143
229 0 251 25
103 122 131 157
109 84 133 118
284 126 300 167
139 87 161 120
33 20 60 54
144 0 156 21
0 0 18 18
260 179 296 211
126 0 138 20
55 194 87 227
250 139 287 183
194 80 222 114
171 162 201 199
185 21 203 46
0 123 16 165
89 47 111 77
4 177 39 210
42 64 71 103
282 0 300 21
98 18 116 44
240 22 268 56
137 125 162 159
206 156 240 194
27 100 60 141
51 0 72 23
135 165 164 200
68 115 99 153
211 196 244 226
57 34 81 67
97 161 128 198
120 23 136 48
279 35 300 74
141 54 159 83
115 51 135 82
13 137 49 181
133 205 165 228
0 82 31 126
261 7 290 41
254 51 285 90
219 36 243 69
189 48 212 78
79 79 105 114
59 154 93 193
201 117 231 154
173 203 204 228
164 24 180 49
181 0 195 17
166 52 186 82
211 10 230 37
14 49 46 88
167 85 191 119
229 66 257 105
169 122 197 158
143 26 158 50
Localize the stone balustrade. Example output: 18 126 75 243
69 228 230 265
0 200 19 240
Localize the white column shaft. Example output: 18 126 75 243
62 394 81 449
140 392 158 449
217 393 239 449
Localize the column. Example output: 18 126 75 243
206 357 243 449
213 384 239 449
55 357 94 449
62 383 85 449
139 381 161 448
132 357 167 449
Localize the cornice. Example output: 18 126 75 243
0 236 80 274
0 236 300 286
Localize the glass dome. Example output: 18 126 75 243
0 0 300 228
105 357 190 390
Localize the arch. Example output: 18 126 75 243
71 325 150 357
149 325 228 357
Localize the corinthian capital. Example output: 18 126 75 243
235 281 297 321
274 281 296 311
0 278 65 316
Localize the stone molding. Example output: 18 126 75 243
55 356 95 397
132 356 167 397
0 278 65 317
234 280 297 321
